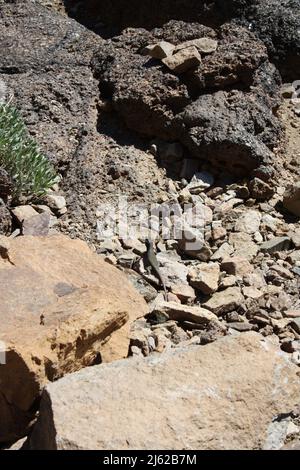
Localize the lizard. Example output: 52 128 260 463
145 239 168 300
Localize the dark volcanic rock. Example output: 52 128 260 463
0 1 102 170
66 0 300 80
93 21 282 177
238 0 300 80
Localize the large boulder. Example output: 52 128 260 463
0 234 147 442
28 333 300 450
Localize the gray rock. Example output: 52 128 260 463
228 322 257 332
260 237 291 253
22 212 51 236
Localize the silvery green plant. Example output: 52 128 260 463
0 103 57 199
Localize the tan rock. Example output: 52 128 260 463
0 235 147 442
28 333 300 450
242 286 263 299
229 231 258 260
211 242 234 261
175 37 218 54
144 41 175 59
203 287 244 316
235 210 261 234
170 284 196 302
162 46 201 74
188 262 220 294
11 205 39 223
152 301 221 327
221 257 254 276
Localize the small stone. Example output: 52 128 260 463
228 322 257 332
162 46 201 74
22 212 51 236
45 194 66 212
261 214 278 232
178 187 192 204
12 205 39 223
249 178 274 200
220 275 237 289
122 238 146 255
283 182 300 217
229 232 258 260
170 284 196 303
235 210 261 234
211 242 234 261
144 41 175 59
202 287 244 316
175 37 218 54
284 310 300 319
221 257 253 276
188 262 220 295
117 253 137 268
260 237 291 254
152 301 221 327
186 171 214 193
242 286 263 299
212 226 226 241
254 232 263 243
270 265 293 280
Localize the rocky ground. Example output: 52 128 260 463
0 0 300 450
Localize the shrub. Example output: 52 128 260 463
0 103 58 199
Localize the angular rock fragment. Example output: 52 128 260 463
202 287 244 316
152 301 222 327
221 257 253 276
162 46 201 73
144 41 175 59
188 262 220 295
260 237 291 253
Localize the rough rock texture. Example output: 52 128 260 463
93 21 282 177
0 199 12 235
28 333 300 450
0 234 147 442
0 2 101 169
66 0 300 79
